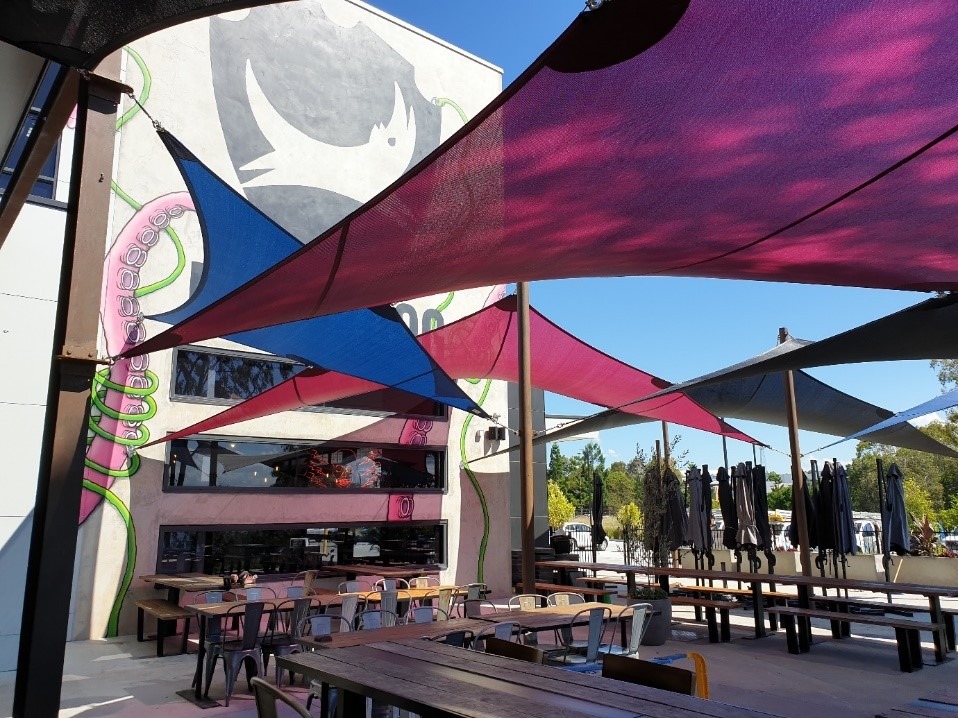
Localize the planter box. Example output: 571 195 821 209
640 598 672 646
892 555 958 586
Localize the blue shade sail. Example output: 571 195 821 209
148 131 486 417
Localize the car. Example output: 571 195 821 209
560 522 608 551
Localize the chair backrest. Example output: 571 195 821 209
338 580 372 594
508 594 544 611
484 636 545 664
618 603 653 656
461 599 498 619
471 621 520 650
374 578 410 591
193 590 225 604
409 606 449 624
422 588 455 616
356 609 398 630
333 593 363 626
547 592 585 607
251 676 311 718
226 602 264 651
286 586 306 598
465 583 489 601
300 614 352 640
244 586 277 601
578 606 611 662
433 629 473 647
601 653 695 695
409 576 440 588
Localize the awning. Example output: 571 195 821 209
151 296 758 445
127 0 958 359
536 369 958 458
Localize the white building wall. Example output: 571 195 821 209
0 203 67 672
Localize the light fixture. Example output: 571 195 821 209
486 426 506 441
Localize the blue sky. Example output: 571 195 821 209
370 1 947 475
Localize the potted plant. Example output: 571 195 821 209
630 583 671 646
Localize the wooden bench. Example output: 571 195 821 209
765 604 944 672
575 576 628 587
672 583 794 632
135 598 192 657
810 594 958 650
669 596 736 644
515 582 617 603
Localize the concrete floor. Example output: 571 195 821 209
1 591 955 717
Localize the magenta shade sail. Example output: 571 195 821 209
155 296 758 446
131 0 958 359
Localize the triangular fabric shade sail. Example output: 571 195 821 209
130 0 958 359
125 132 485 417
0 0 291 68
535 370 958 458
648 294 958 399
815 387 958 452
152 296 758 446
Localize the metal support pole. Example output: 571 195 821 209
720 420 729 473
661 421 670 468
517 282 536 596
13 64 129 718
780 327 812 577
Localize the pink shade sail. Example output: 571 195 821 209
131 0 958 360
154 297 758 445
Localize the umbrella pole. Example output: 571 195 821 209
780 327 812 576
877 458 893 601
517 282 536 599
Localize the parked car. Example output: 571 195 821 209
559 522 608 551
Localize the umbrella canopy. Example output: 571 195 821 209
662 468 689 552
787 473 818 550
686 467 711 555
716 466 738 550
883 464 911 556
751 465 772 551
591 472 607 555
734 463 759 548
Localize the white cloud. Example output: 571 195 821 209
910 412 945 428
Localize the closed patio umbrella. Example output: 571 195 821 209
734 463 759 548
716 466 738 550
834 462 857 557
686 468 708 554
882 463 910 556
591 472 607 561
787 472 818 550
662 469 689 552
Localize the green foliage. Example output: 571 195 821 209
605 469 637 514
904 477 935 522
768 471 783 485
617 501 642 563
546 441 608 509
767 484 792 511
630 584 668 600
547 480 575 530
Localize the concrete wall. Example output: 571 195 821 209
70 0 507 641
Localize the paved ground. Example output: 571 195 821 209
0 586 955 717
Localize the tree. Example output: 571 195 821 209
547 443 568 484
904 477 934 524
547 480 575 530
605 469 636 514
767 484 791 511
617 502 642 564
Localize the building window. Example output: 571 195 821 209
166 437 445 491
157 523 446 575
172 347 445 417
0 65 61 201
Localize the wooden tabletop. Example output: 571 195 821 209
140 573 225 591
536 561 649 574
278 639 781 718
185 597 321 618
878 688 958 717
297 618 489 649
324 564 440 579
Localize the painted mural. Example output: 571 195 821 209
80 0 504 639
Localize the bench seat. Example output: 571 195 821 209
135 598 192 657
765 604 943 672
669 596 736 643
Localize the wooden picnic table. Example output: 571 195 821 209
140 573 225 603
879 688 958 717
297 617 489 649
278 638 783 718
535 560 652 596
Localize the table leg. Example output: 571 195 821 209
338 689 364 718
193 615 206 700
798 586 812 648
750 582 766 639
167 587 181 604
928 596 947 663
626 572 636 597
